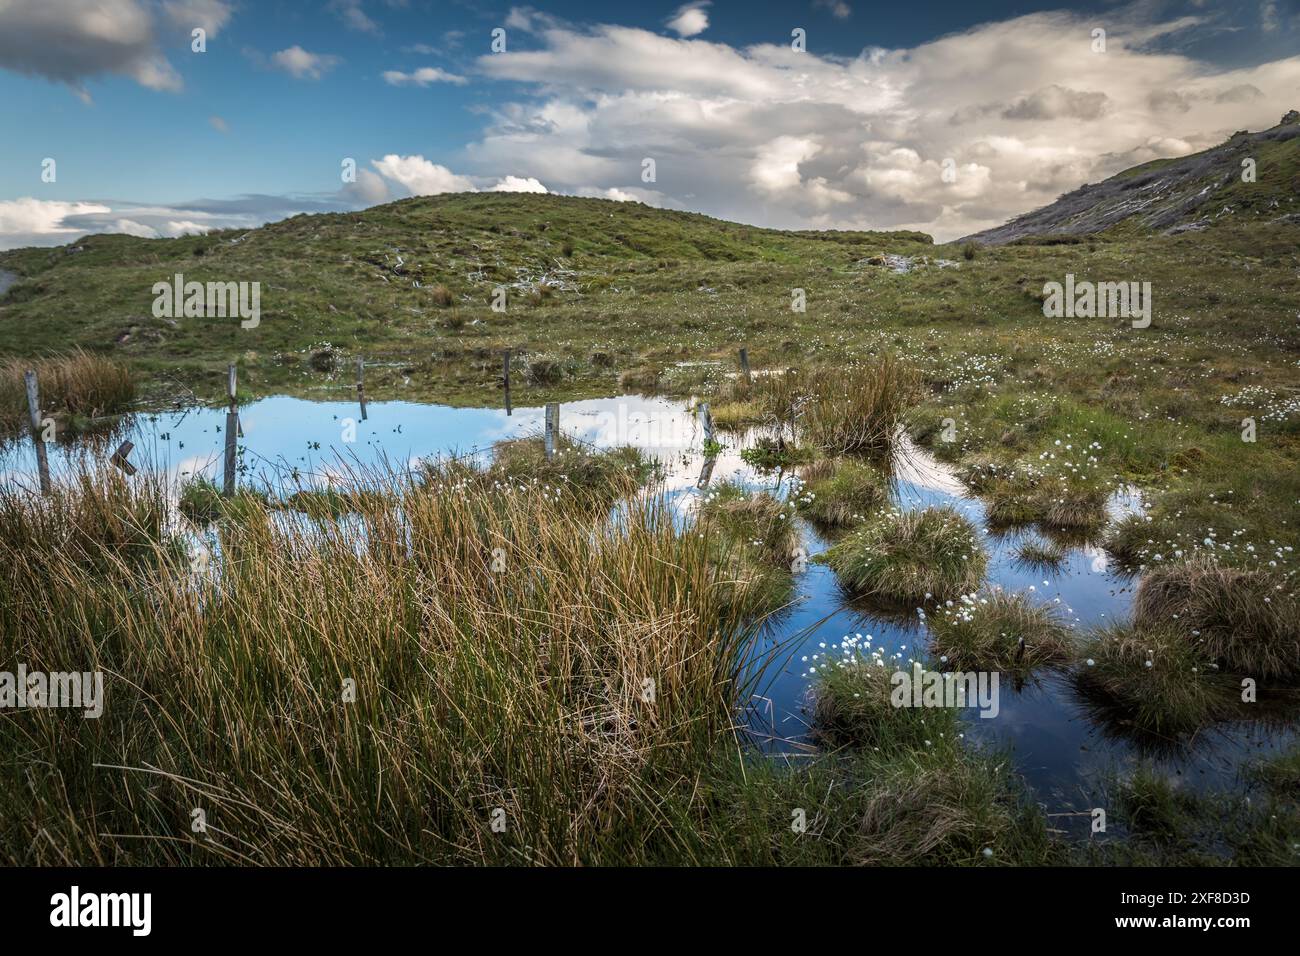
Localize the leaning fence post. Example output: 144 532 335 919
698 401 715 447
223 363 238 497
23 370 51 495
544 402 559 459
110 440 137 476
738 347 751 385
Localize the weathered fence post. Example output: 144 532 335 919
110 440 137 476
23 370 51 495
738 347 751 385
698 401 715 447
544 402 559 459
502 349 513 416
696 455 716 489
223 363 238 497
355 356 367 421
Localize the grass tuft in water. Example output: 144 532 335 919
1133 558 1300 681
1074 622 1234 735
794 457 888 528
818 505 988 604
0 349 134 435
928 589 1075 676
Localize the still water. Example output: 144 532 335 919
3 392 1293 825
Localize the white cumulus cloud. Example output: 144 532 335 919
271 46 341 81
382 66 467 86
370 155 477 195
666 3 710 38
491 176 548 193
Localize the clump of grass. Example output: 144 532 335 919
178 476 270 523
1014 537 1067 570
0 349 134 434
819 506 988 605
1102 512 1153 568
0 464 174 573
1037 475 1108 529
801 354 920 456
487 435 654 510
0 458 774 866
928 590 1075 675
793 457 887 527
429 283 454 307
809 652 1056 866
618 366 659 393
696 482 798 569
1133 558 1300 680
738 435 812 471
813 652 955 751
848 750 1051 866
524 352 571 385
1074 622 1232 735
696 483 799 615
709 400 763 430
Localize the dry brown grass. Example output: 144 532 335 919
0 349 134 433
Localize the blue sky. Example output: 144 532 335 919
1 0 1297 246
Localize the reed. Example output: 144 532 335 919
0 349 134 434
0 459 766 865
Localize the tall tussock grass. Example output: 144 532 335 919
802 355 919 456
1134 559 1300 681
0 461 767 865
720 355 920 458
0 349 135 434
819 506 989 605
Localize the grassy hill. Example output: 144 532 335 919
1 178 1299 565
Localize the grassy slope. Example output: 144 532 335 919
1 191 1298 562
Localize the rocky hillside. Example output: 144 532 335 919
961 110 1300 245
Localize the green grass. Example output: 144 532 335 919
927 590 1075 677
803 655 1058 866
178 476 271 523
1079 762 1300 866
738 435 813 471
1014 537 1067 570
1074 622 1234 736
819 506 989 605
1133 559 1300 681
793 457 888 527
0 460 770 865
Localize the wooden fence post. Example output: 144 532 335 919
544 402 559 459
698 402 715 448
23 370 51 495
738 347 751 385
502 349 513 416
356 356 367 421
223 363 238 497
